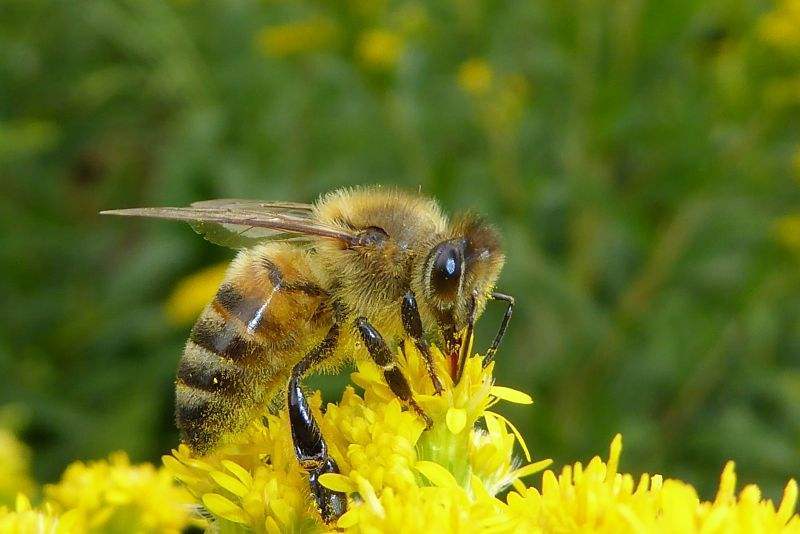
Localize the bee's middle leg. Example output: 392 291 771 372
356 316 433 429
287 323 347 524
401 291 444 395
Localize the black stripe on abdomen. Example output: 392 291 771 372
190 317 258 362
177 347 244 394
214 284 265 324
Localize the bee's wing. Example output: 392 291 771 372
190 199 315 214
101 201 357 249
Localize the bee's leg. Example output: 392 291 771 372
454 292 477 384
482 291 515 368
287 323 347 524
356 317 434 429
401 292 444 395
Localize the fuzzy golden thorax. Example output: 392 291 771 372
314 187 505 344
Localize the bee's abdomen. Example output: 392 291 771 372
174 244 331 454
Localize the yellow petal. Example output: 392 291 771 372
484 410 531 462
415 461 459 489
490 386 533 404
15 494 31 512
269 498 293 527
57 509 82 530
607 433 623 478
265 517 281 534
511 459 553 480
202 493 248 524
222 459 253 486
319 473 357 493
161 454 190 476
337 509 361 529
778 479 798 524
446 407 467 434
210 470 249 497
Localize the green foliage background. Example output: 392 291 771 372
1 0 799 501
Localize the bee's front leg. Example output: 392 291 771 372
481 291 515 368
401 291 444 395
356 317 433 429
287 324 347 524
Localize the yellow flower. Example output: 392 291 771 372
0 429 35 506
0 495 79 534
44 452 196 533
758 0 800 51
504 434 800 533
164 262 228 325
163 331 799 532
165 341 546 532
357 29 404 70
458 58 494 97
256 18 339 58
774 215 800 253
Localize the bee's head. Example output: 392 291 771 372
416 213 505 339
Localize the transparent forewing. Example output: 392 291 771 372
191 199 315 215
100 202 356 249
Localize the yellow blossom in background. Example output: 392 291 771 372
0 429 35 506
256 18 339 58
456 59 530 133
164 262 228 325
458 58 494 97
357 29 404 70
774 215 800 253
504 435 799 533
44 452 196 533
758 0 800 51
0 495 79 534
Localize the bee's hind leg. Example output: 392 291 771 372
401 292 444 395
356 316 433 429
287 323 347 524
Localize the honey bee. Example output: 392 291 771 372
102 186 514 523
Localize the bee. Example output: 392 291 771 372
102 186 514 523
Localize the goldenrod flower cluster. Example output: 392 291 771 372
164 342 546 533
758 0 800 51
505 436 799 533
1 263 798 532
163 339 799 533
0 429 35 506
0 452 195 533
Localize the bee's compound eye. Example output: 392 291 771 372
429 241 463 300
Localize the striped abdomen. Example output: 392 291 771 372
175 243 331 454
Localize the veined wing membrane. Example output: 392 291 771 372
191 199 314 214
100 204 356 249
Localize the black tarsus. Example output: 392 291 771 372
287 324 347 524
401 292 444 395
482 291 515 368
356 317 433 429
